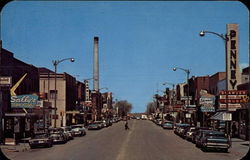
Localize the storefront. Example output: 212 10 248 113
4 113 36 144
237 107 249 140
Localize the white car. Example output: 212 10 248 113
71 124 86 136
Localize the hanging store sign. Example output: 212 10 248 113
219 90 249 103
11 94 38 108
200 97 215 105
181 96 192 101
226 24 241 90
0 77 12 86
219 90 248 111
219 104 241 111
201 106 215 112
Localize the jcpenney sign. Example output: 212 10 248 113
11 94 38 108
227 24 241 90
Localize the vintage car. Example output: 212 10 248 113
162 121 174 129
29 133 53 149
191 127 213 143
184 126 196 140
71 124 86 136
174 123 190 136
88 123 102 130
199 130 231 152
49 128 67 144
61 126 74 140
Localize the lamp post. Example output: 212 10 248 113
199 30 230 136
52 58 75 128
173 67 190 124
199 30 228 111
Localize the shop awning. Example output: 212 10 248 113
5 113 36 117
210 112 232 121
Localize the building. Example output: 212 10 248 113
101 92 113 119
39 67 77 127
236 66 250 140
209 72 226 95
0 47 40 143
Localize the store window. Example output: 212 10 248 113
49 90 57 99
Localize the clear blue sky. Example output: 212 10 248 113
1 1 249 113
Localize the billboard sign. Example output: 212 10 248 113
11 94 38 108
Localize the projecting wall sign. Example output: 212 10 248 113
226 24 241 90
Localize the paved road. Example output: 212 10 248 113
2 120 249 160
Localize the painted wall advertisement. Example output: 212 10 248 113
11 94 38 108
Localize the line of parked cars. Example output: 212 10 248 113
174 123 231 152
151 118 231 153
152 119 174 130
29 118 121 149
29 124 87 149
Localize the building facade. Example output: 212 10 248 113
0 47 40 143
39 68 77 127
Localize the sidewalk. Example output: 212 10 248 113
1 143 30 153
230 138 249 159
0 137 31 153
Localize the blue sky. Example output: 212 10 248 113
1 1 249 112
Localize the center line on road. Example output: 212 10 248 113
116 120 135 160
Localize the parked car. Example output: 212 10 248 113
71 124 86 136
192 127 213 143
61 126 74 140
162 121 174 129
93 121 105 128
195 129 214 147
49 128 67 144
156 119 163 126
184 126 196 140
102 120 112 127
199 130 231 152
88 122 102 130
29 133 53 149
174 123 190 136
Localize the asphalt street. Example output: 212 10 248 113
1 120 249 160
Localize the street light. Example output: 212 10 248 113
52 58 75 128
173 67 190 124
173 67 190 107
199 29 231 136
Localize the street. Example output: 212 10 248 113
2 120 249 160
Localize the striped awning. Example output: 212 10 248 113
210 112 232 121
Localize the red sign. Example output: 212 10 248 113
219 90 248 95
219 90 249 104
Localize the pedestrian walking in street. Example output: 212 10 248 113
125 121 129 130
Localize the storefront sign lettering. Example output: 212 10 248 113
227 24 241 90
11 94 38 108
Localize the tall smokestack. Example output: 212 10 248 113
93 37 99 91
